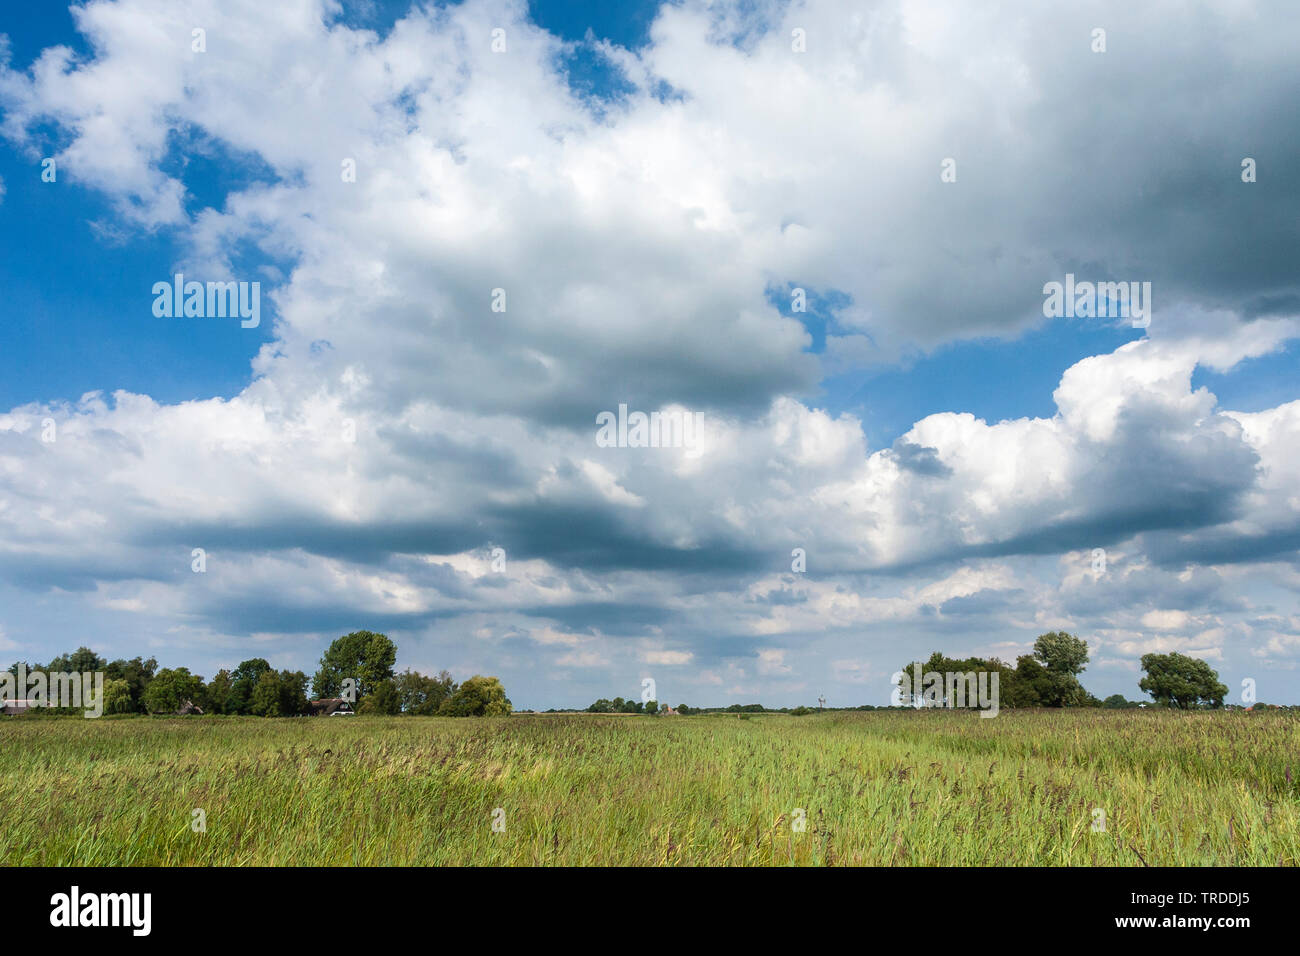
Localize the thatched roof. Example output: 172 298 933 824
307 698 355 716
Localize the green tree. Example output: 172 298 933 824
143 667 205 715
278 670 310 716
394 668 456 715
1030 633 1092 706
102 678 135 715
312 631 397 701
645 699 659 715
1139 653 1228 709
357 678 401 714
981 657 1034 708
206 669 235 714
1032 632 1090 676
440 675 513 717
250 670 284 717
230 659 273 715
104 656 157 713
47 646 108 674
1009 655 1055 706
892 648 1101 710
895 651 1016 709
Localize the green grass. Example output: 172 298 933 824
2 709 1296 865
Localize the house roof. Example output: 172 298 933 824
307 698 355 715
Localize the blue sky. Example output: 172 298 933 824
1 0 1298 708
0 0 1235 424
0 1 655 410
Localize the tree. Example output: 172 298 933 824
1139 653 1228 709
645 699 659 715
1030 633 1092 706
894 651 1017 709
143 667 205 715
440 675 513 717
230 659 273 715
1102 694 1140 709
1001 656 1048 707
357 678 401 714
982 656 1034 708
207 669 235 714
312 631 397 701
893 645 1100 709
394 669 456 715
47 646 107 674
104 656 157 713
278 670 310 716
102 678 135 715
1032 632 1090 676
250 670 283 717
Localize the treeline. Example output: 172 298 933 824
578 699 768 714
568 635 1238 716
584 697 668 714
898 632 1098 709
571 700 843 716
7 630 512 717
15 648 159 715
897 633 1231 710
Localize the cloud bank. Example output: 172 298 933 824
1 0 1298 705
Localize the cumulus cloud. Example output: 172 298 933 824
0 0 1297 704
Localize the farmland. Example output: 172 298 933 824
1 709 1296 866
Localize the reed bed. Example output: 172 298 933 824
1 709 1295 866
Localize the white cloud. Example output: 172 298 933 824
642 649 693 666
1141 610 1191 631
0 0 1297 703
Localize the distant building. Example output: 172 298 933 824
175 699 204 715
661 706 679 716
0 699 39 716
307 698 355 716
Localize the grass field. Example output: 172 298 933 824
2 709 1297 866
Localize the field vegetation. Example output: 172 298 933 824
2 709 1295 866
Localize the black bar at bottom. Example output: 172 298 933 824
10 865 1283 941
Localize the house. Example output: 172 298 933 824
0 699 39 716
661 705 679 716
307 698 355 716
175 699 204 715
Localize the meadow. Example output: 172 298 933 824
2 709 1296 866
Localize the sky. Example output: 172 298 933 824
1 0 1298 709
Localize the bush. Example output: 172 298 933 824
439 676 512 717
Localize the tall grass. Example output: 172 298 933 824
1 709 1295 865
